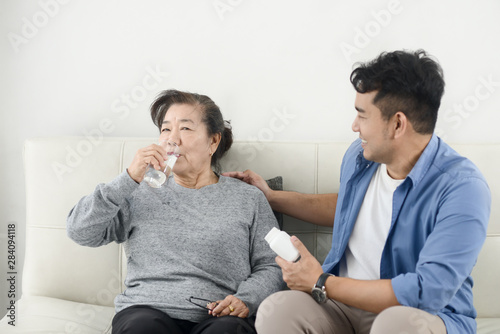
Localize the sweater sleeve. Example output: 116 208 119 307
66 171 139 247
233 191 285 316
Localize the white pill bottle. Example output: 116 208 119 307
265 227 300 262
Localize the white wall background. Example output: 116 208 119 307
1 0 499 317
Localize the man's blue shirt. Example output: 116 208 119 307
322 134 491 334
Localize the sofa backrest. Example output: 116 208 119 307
23 137 499 317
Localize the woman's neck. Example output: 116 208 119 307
174 169 219 189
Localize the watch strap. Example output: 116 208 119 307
315 272 333 289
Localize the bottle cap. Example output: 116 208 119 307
265 227 280 244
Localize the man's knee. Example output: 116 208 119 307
256 290 314 332
257 291 300 322
371 306 445 334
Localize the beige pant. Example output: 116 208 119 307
255 290 446 334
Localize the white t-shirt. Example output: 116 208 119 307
339 164 404 280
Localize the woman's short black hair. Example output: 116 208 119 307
150 89 233 173
350 49 445 134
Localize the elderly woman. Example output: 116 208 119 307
66 89 283 334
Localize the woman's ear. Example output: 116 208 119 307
210 133 222 155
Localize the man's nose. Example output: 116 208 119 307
352 118 359 132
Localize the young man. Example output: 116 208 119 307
224 50 490 334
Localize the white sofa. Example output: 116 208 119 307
1 137 499 333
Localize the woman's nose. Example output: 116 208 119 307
168 128 180 145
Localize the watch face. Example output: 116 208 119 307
312 287 327 303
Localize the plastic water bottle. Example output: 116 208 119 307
265 227 300 262
143 153 179 188
143 141 180 188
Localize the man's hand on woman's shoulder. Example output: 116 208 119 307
223 170 273 199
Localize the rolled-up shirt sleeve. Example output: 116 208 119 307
391 176 490 314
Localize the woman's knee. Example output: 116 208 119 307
193 316 255 334
112 306 181 334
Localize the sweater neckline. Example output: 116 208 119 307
168 174 224 192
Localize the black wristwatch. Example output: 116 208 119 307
311 273 334 303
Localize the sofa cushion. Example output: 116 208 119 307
5 138 497 334
0 295 114 333
471 235 500 317
477 318 500 334
265 176 283 229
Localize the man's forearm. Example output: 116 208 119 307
325 276 400 314
267 191 337 227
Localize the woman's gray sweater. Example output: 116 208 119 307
66 172 283 322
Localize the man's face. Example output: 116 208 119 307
351 91 393 163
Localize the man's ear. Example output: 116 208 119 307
393 111 408 139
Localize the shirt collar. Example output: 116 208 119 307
355 134 439 188
405 133 439 187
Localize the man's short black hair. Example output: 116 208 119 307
350 50 445 134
